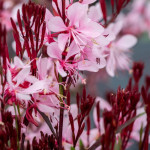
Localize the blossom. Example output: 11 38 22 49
47 41 106 80
5 57 31 104
104 21 137 76
48 2 104 50
121 0 147 36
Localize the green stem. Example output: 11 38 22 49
17 104 21 117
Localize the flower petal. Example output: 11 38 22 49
116 35 137 50
56 61 67 77
67 2 88 26
81 0 97 4
78 60 99 72
47 42 62 60
48 16 67 32
78 18 104 38
66 41 80 60
58 33 69 51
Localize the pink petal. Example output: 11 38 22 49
81 0 97 4
133 108 147 131
95 35 111 47
106 52 116 77
36 57 51 79
56 61 67 77
16 93 31 101
13 56 25 68
47 42 62 60
37 103 54 113
116 35 137 50
58 33 69 51
96 97 112 111
14 67 30 86
45 9 53 30
78 60 99 72
25 75 38 83
7 69 13 86
78 18 104 38
22 81 46 94
70 104 78 119
97 57 106 69
67 2 88 26
88 3 102 22
48 16 67 32
65 41 80 60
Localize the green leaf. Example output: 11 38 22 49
116 112 145 133
37 109 57 139
139 123 144 149
79 139 85 150
114 136 122 150
71 147 75 150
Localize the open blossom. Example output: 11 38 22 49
144 2 150 38
0 10 12 30
121 0 147 36
47 41 106 79
45 1 111 79
48 2 104 50
104 21 137 77
4 57 31 104
0 1 22 30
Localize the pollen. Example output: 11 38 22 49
44 89 47 94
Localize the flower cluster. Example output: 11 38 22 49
0 0 150 150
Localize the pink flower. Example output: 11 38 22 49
121 0 147 36
104 21 137 77
5 57 31 104
144 2 150 38
48 2 104 50
0 10 12 30
47 41 106 79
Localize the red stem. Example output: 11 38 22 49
62 0 65 22
58 108 64 150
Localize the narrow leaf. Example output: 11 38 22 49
79 139 85 150
37 109 57 139
116 112 145 133
71 147 75 150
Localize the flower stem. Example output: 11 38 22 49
62 0 65 22
58 74 65 150
13 103 20 150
